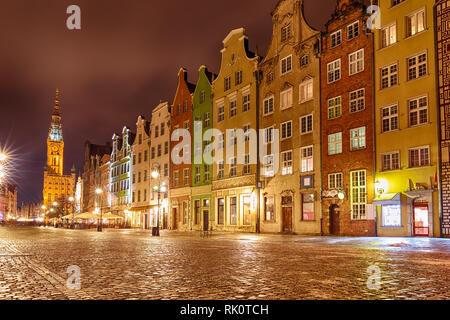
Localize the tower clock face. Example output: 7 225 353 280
52 146 59 152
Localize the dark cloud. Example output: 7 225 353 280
0 0 338 203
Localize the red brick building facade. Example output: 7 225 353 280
320 0 375 236
170 68 196 230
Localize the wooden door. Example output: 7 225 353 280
172 208 178 230
330 205 340 235
282 207 293 232
203 210 209 231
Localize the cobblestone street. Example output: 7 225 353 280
0 226 449 300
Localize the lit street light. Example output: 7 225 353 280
151 164 164 237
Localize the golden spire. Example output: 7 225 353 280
53 88 60 117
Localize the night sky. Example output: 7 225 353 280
0 0 340 204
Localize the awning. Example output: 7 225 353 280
73 212 100 220
128 206 151 212
373 192 419 204
102 213 123 220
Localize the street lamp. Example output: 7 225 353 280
95 188 103 232
0 153 7 162
151 164 164 237
68 196 75 229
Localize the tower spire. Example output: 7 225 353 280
48 88 63 142
52 88 60 117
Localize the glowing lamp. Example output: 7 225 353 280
151 171 159 179
375 179 389 195
337 192 345 200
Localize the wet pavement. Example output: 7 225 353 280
0 226 449 300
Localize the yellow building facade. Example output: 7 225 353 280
374 0 440 237
212 28 261 233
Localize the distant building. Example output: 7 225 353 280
18 202 42 221
42 89 76 218
0 184 17 220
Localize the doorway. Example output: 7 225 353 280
413 203 429 236
172 207 178 230
203 210 209 231
329 204 340 235
282 207 293 232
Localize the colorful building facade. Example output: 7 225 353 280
212 28 261 233
374 0 440 237
191 66 216 231
259 0 322 234
170 69 196 231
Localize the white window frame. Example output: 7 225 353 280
300 146 313 173
407 52 427 81
381 104 399 133
263 96 274 116
299 79 313 103
328 172 343 189
263 154 274 177
347 21 359 40
281 121 292 140
406 8 426 38
280 87 293 110
330 30 342 48
264 126 274 145
327 96 342 119
408 95 428 127
381 63 398 89
328 132 342 155
381 23 397 48
281 150 293 176
280 55 293 75
408 146 430 168
349 49 364 75
300 114 313 134
381 151 400 171
349 88 365 113
351 170 367 220
327 59 341 84
350 126 366 151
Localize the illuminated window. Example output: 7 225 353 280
230 196 237 225
328 96 342 119
351 170 366 220
327 59 341 83
302 194 315 221
381 23 396 48
282 150 293 175
406 9 425 37
328 173 343 189
217 198 225 225
300 146 313 172
328 132 342 155
264 197 275 222
350 127 366 151
299 79 313 103
349 49 364 75
382 205 401 227
280 87 293 109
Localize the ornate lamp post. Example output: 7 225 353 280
151 164 166 237
96 188 103 232
68 196 74 228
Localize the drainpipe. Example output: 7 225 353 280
433 1 444 238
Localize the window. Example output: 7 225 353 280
347 21 359 40
280 87 293 109
235 70 243 85
138 152 142 164
409 146 430 168
300 114 313 134
266 72 274 83
351 170 366 220
264 127 274 144
229 129 237 146
381 23 397 48
144 150 148 162
302 194 315 221
229 100 237 118
164 141 169 154
157 144 162 157
184 121 189 130
350 127 366 151
204 112 210 127
164 163 168 177
174 171 179 187
300 55 309 67
183 101 188 112
382 105 399 132
281 121 292 140
229 157 237 177
217 198 225 225
263 96 274 115
194 200 201 225
242 195 252 226
204 164 210 181
218 105 225 122
264 197 275 222
382 205 401 227
151 147 155 159
154 125 159 138
328 96 342 119
200 90 206 104
195 166 201 184
328 132 342 155
392 0 405 6
382 152 400 171
281 55 292 75
218 133 224 150
328 173 343 189
349 88 365 113
331 30 342 48
230 197 237 225
243 154 251 175
242 94 250 112
281 150 293 175
243 124 251 142
409 96 428 126
327 59 341 83
160 123 165 136
183 201 188 225
184 169 189 186
281 24 291 42
177 104 181 115
224 77 231 91
406 9 425 37
300 146 313 173
381 63 398 89
263 155 274 177
349 49 364 75
408 52 427 80
133 155 136 165
299 80 313 103
217 161 224 179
